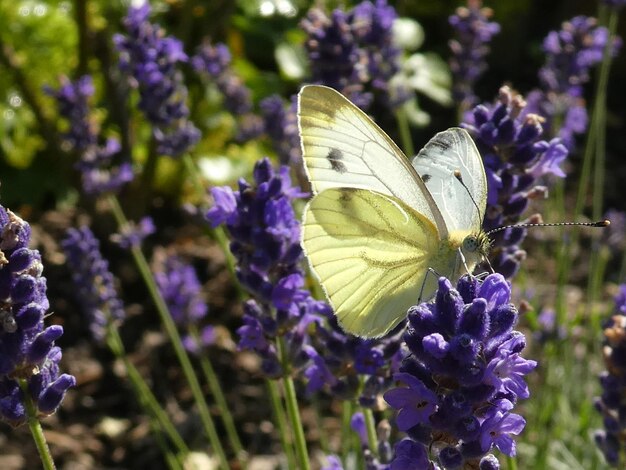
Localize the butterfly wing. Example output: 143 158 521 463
298 84 448 237
302 187 441 338
411 128 487 233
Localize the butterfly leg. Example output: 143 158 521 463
417 267 442 303
457 247 471 275
483 256 496 274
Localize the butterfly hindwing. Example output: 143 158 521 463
411 127 486 233
298 85 448 237
302 187 441 338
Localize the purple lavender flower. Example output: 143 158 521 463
111 216 155 250
594 285 626 466
527 16 620 149
207 158 327 376
153 253 216 354
305 312 404 406
301 0 409 111
350 0 410 108
384 274 536 467
602 0 626 7
154 254 207 325
46 76 133 195
449 0 500 111
463 86 567 278
114 4 200 156
62 227 125 343
191 42 263 142
0 206 75 427
259 95 301 167
208 158 400 398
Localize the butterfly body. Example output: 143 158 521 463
298 85 489 338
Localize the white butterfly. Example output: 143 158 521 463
298 85 490 338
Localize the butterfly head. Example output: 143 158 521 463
462 231 491 258
460 231 492 274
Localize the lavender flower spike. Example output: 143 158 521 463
0 206 75 427
207 158 327 377
62 227 125 343
192 42 263 142
449 0 500 111
114 4 200 156
301 0 410 111
46 75 133 195
528 16 621 148
154 253 215 354
209 157 403 405
602 0 626 8
594 285 626 467
463 86 568 278
384 274 536 468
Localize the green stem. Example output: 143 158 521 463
277 338 310 470
578 7 618 329
506 454 518 470
557 7 618 318
147 415 183 470
313 397 330 455
190 325 246 466
106 195 229 469
73 0 89 77
591 9 618 222
362 407 378 459
106 325 190 460
20 380 56 470
395 108 415 157
340 400 354 465
266 380 297 469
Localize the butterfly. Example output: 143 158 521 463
298 85 491 338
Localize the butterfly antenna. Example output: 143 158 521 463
453 170 483 222
486 219 610 236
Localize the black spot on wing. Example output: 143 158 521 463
421 174 431 183
327 148 347 174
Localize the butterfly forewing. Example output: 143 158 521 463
411 128 487 233
302 187 440 338
298 85 448 238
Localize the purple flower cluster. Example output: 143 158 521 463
0 206 75 427
191 42 263 142
594 285 626 467
384 274 536 468
46 76 133 195
62 227 125 343
301 0 408 111
527 16 619 149
305 314 403 405
110 216 155 250
207 158 399 398
114 4 200 157
259 95 300 167
463 86 568 278
154 253 215 354
207 158 324 376
449 0 500 111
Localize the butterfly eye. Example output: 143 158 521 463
463 235 479 252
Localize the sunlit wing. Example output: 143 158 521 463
298 84 448 238
302 187 441 338
411 128 487 233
